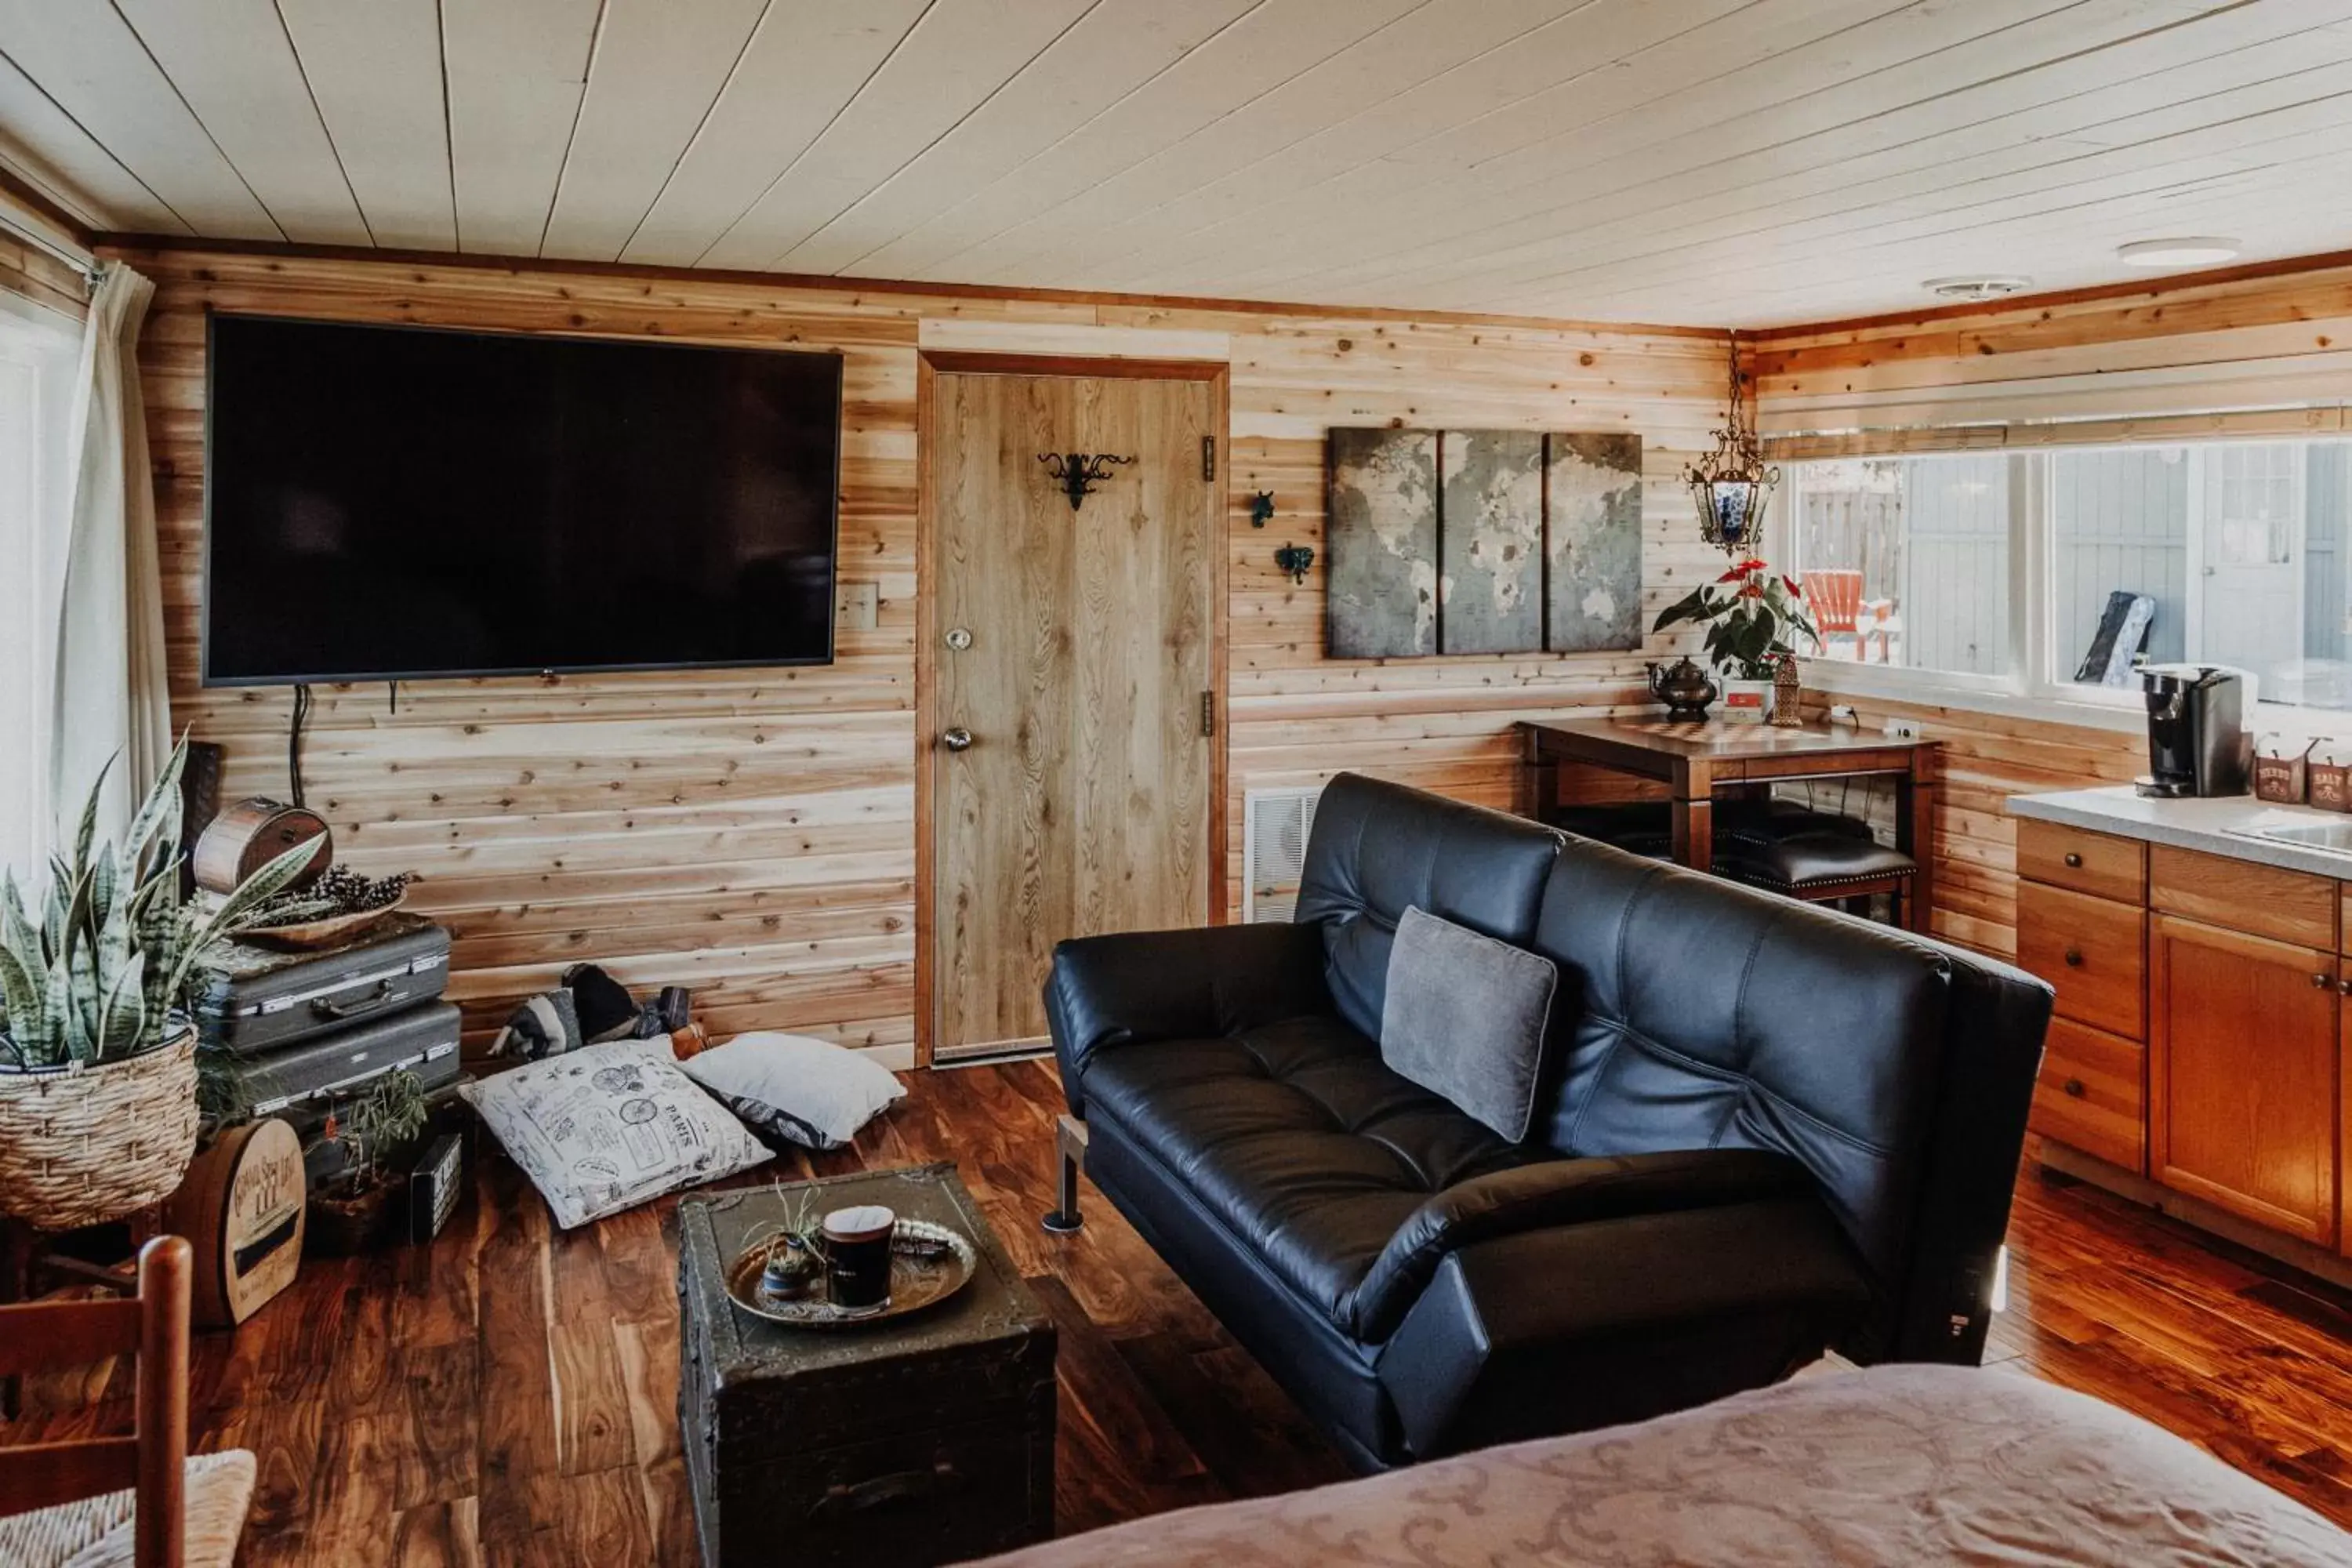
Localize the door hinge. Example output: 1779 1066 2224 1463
1200 690 1215 737
1202 435 1216 482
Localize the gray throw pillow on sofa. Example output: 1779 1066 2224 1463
1379 906 1559 1142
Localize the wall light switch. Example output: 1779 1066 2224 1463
836 580 880 631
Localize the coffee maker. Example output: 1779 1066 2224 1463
2136 664 2250 798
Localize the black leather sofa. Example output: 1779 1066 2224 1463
1044 773 2052 1471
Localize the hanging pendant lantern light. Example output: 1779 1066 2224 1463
1684 334 1778 556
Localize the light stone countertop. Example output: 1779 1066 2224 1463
2009 786 2352 881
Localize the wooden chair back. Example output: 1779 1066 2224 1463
1804 568 1864 634
0 1236 192 1568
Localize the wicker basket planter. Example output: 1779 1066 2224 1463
0 1023 202 1232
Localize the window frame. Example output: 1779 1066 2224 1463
1777 435 2352 742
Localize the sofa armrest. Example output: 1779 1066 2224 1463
1374 1193 1874 1458
1884 946 2053 1364
1344 1149 1815 1341
1043 923 1333 1116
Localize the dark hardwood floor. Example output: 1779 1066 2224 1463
12 1059 2352 1563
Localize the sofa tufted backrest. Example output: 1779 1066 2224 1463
1294 774 1563 1042
1526 835 1958 1303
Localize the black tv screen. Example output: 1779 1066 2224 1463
202 314 842 684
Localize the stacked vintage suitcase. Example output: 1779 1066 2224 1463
193 913 463 1193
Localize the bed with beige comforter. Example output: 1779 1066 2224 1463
970 1364 2352 1566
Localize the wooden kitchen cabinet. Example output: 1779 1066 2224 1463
2031 1016 2145 1175
2149 913 2340 1247
2017 818 2146 904
2016 880 2145 1040
2151 844 2338 950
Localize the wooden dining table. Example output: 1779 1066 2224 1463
1515 716 1942 931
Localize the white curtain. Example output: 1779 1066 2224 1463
50 262 165 841
0 296 78 882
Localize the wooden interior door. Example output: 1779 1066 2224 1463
2150 913 2340 1245
928 368 1218 1057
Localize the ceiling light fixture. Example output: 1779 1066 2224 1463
1923 275 2033 302
1684 335 1777 557
2117 238 2240 268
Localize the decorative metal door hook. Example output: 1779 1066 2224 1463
1038 452 1134 511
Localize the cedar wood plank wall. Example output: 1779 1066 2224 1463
1749 259 2352 960
112 245 1731 1054
9 245 2334 1029
0 232 87 321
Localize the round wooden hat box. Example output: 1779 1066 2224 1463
193 798 332 896
164 1118 307 1328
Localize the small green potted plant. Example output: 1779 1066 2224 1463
1651 557 1819 723
307 1065 431 1254
0 741 321 1232
746 1185 826 1304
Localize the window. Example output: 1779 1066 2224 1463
0 300 77 883
2050 441 2351 710
1786 454 2013 680
1785 437 2352 719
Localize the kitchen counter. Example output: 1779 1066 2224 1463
2009 786 2352 881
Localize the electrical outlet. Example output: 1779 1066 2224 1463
1827 704 1860 726
1885 718 1924 740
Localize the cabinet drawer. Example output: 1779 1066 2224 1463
2151 844 2336 950
2029 1017 2144 1174
2016 818 2145 904
2016 881 2146 1039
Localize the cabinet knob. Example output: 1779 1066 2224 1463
2062 948 2083 967
2338 978 2352 996
2063 852 2082 868
2318 972 2335 989
2061 1078 2085 1098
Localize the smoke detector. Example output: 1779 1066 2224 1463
2118 237 2240 268
1922 275 2034 303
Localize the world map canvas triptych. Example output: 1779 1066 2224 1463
1325 426 1643 659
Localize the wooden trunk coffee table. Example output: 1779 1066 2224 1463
676 1163 1057 1568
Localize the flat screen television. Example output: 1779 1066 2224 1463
202 314 843 684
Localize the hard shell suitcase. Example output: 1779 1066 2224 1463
227 1000 463 1127
194 913 451 1054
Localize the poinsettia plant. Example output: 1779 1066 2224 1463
1651 557 1820 680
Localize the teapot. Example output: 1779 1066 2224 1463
1647 657 1718 721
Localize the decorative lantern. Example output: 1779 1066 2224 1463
1683 335 1779 556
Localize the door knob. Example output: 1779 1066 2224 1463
941 726 974 752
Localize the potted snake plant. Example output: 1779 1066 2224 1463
0 739 321 1232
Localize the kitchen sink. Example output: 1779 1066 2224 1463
2243 819 2352 854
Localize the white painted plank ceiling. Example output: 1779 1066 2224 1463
2 0 2350 326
